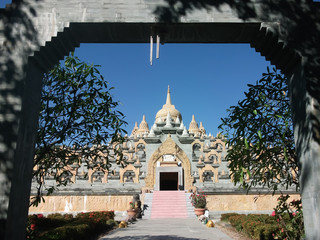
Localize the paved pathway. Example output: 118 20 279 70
99 218 232 240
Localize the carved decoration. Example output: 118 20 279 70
145 135 194 191
88 167 108 183
205 149 221 164
57 165 78 183
134 139 147 153
212 139 226 151
199 165 218 183
191 139 203 152
120 164 139 183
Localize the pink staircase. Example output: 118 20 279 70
150 191 188 219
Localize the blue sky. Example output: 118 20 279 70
74 43 272 136
1 0 274 135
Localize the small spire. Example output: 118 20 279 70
137 115 149 134
179 121 185 129
199 121 206 135
166 85 172 105
165 112 172 127
152 123 157 130
189 114 201 134
182 126 189 136
148 128 155 137
131 122 139 135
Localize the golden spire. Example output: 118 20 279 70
166 85 172 105
155 86 182 122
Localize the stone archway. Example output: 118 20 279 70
144 135 194 192
1 1 320 239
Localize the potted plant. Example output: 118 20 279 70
190 191 207 216
127 202 136 218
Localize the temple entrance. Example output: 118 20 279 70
154 163 185 191
160 172 178 190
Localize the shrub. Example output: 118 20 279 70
75 211 115 222
272 195 305 239
26 211 115 240
229 215 246 231
252 223 278 240
220 213 239 222
226 214 279 240
40 224 91 240
242 219 261 237
47 213 64 219
106 219 117 227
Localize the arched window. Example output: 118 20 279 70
124 170 135 182
193 143 201 152
92 171 104 183
202 170 214 182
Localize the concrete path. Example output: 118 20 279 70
99 218 233 240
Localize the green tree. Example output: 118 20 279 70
31 53 127 206
219 67 298 192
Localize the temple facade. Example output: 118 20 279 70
119 86 230 193
29 86 298 214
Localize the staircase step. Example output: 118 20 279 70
149 191 189 219
143 191 196 219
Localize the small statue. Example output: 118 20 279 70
119 220 128 228
132 194 142 218
203 171 214 182
206 220 215 228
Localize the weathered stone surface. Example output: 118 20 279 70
206 194 300 211
28 194 301 214
29 195 133 213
